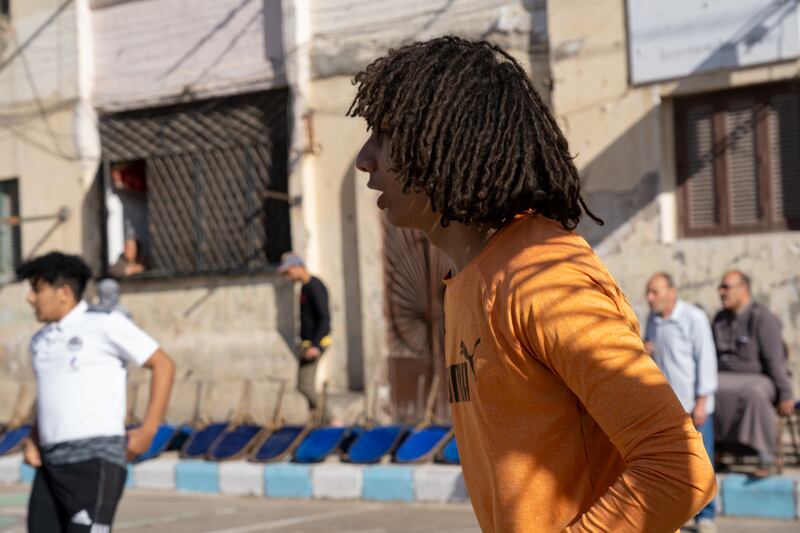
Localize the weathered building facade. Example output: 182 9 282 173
1 0 796 426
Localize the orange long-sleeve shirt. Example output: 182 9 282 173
443 213 716 532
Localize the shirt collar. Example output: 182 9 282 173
654 299 685 323
56 301 88 331
669 299 686 321
736 302 754 319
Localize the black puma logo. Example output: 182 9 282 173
460 338 480 382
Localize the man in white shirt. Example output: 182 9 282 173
16 252 175 532
644 272 718 533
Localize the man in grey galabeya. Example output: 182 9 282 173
712 270 795 477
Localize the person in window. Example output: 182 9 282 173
17 252 175 532
278 252 332 421
712 270 795 477
109 235 146 278
350 35 715 532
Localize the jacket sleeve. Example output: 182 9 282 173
756 309 793 402
692 308 718 400
519 268 716 533
308 280 331 349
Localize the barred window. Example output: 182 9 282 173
99 89 291 277
675 82 800 237
0 178 21 283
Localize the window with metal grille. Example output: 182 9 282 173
0 178 21 283
675 82 800 237
99 89 291 277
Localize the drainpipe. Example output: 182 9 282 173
284 0 317 270
74 0 107 265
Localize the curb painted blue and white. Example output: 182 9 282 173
0 454 797 520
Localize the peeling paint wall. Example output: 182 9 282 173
549 0 800 382
90 0 287 111
310 0 547 79
0 0 94 420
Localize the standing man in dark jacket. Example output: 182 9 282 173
713 269 794 477
278 252 332 419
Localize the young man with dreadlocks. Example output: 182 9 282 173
351 36 715 532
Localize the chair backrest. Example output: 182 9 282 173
180 422 229 458
345 424 409 464
438 436 460 464
393 425 452 463
133 423 178 463
293 426 349 463
207 423 263 461
250 425 308 463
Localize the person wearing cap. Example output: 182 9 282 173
278 252 332 418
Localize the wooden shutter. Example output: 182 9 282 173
725 100 760 226
768 93 800 224
0 179 20 279
685 105 718 229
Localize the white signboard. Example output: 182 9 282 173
627 0 800 84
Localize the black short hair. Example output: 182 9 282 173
348 35 603 230
15 252 92 301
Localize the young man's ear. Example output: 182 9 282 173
56 284 78 304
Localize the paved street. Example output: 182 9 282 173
1 484 798 532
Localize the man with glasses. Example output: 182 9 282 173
712 270 794 477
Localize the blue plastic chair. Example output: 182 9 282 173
293 426 351 463
0 425 31 456
393 425 452 463
167 424 193 452
207 424 263 461
249 425 309 463
180 422 229 459
132 423 179 463
437 435 460 464
345 425 409 464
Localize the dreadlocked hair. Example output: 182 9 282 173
347 35 603 230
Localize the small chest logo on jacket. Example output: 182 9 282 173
448 338 480 404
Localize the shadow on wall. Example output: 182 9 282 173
582 0 798 248
82 167 105 277
576 107 661 247
340 159 365 392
